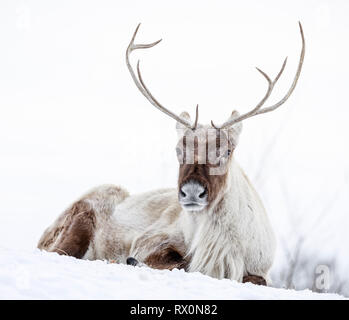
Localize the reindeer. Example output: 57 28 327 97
38 23 305 285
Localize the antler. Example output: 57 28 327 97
211 22 305 129
126 23 199 130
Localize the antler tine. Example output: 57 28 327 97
192 104 199 130
127 23 162 52
126 24 196 129
210 62 279 129
255 22 305 116
212 22 305 129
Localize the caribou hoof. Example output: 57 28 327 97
126 257 139 266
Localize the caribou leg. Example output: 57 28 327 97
37 199 96 258
38 184 129 259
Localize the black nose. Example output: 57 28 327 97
179 181 208 203
126 257 139 266
198 188 207 198
180 188 207 199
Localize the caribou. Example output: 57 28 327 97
38 23 305 285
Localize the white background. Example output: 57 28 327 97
0 0 348 287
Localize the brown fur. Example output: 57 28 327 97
38 200 96 259
144 244 188 270
242 275 267 286
38 224 64 250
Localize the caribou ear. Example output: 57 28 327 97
176 111 191 137
227 111 243 148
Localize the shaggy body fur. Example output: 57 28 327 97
38 159 276 283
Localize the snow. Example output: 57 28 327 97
0 0 348 297
0 247 343 300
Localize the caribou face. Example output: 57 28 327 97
175 112 242 212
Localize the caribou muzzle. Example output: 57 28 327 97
179 180 208 212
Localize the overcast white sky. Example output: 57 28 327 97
0 0 348 281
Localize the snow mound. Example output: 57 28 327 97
0 247 343 300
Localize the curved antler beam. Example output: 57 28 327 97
126 23 199 130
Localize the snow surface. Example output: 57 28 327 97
0 247 343 300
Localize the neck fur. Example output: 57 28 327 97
183 159 245 280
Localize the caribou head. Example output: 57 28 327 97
126 23 305 213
